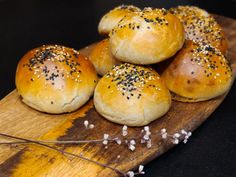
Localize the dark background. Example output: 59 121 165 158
0 0 235 177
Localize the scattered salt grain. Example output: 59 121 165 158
89 124 94 129
138 165 145 174
127 171 134 177
129 145 136 151
84 120 89 128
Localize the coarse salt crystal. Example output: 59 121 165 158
122 125 128 131
127 171 134 177
161 128 166 134
84 120 89 128
138 165 144 173
144 126 149 132
103 134 109 140
89 124 94 129
130 140 136 145
129 145 136 151
115 139 122 145
122 131 128 136
102 140 108 145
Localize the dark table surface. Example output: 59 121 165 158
0 0 236 177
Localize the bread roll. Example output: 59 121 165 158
89 38 121 76
16 45 98 114
94 63 171 126
98 5 141 35
109 7 185 64
162 41 232 102
170 6 227 54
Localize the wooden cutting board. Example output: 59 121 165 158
0 15 235 177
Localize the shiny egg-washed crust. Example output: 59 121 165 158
109 7 185 65
98 5 141 35
16 45 98 114
89 38 121 76
94 63 171 126
170 6 228 55
162 41 233 102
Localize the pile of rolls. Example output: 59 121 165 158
15 5 232 126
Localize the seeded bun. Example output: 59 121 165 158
89 39 121 76
162 41 232 102
16 45 98 114
98 5 141 35
170 6 228 54
109 8 185 65
94 63 171 126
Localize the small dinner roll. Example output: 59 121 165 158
89 38 121 76
109 8 185 64
94 63 171 126
16 45 98 114
98 5 141 35
162 41 232 102
170 6 228 54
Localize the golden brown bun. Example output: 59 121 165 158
89 39 121 76
170 6 228 55
109 8 185 64
98 5 141 35
16 45 98 114
162 41 232 102
94 63 171 126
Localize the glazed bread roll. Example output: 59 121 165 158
109 8 185 64
89 38 121 76
162 41 232 102
98 5 141 35
94 63 171 126
170 6 227 54
16 45 98 114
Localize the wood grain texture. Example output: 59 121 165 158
0 15 235 177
